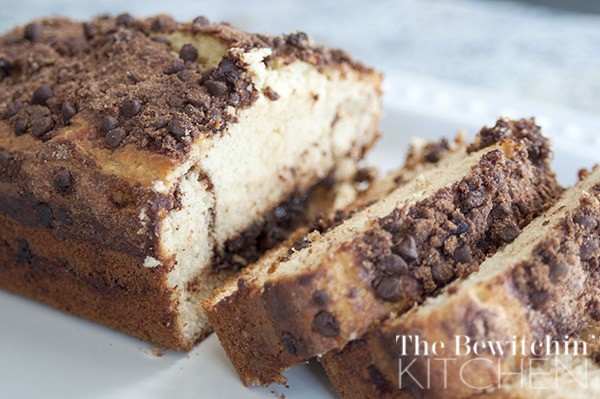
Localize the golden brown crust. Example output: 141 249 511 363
324 186 600 399
205 120 563 386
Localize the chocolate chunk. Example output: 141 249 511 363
396 236 418 262
589 300 600 322
61 101 77 122
168 116 189 139
14 117 29 135
574 213 598 229
100 115 118 133
34 203 53 228
453 245 471 264
104 128 126 148
281 332 298 355
179 44 198 62
116 13 135 27
580 240 598 261
24 23 42 42
374 276 403 301
529 290 549 310
312 310 340 337
204 80 228 96
192 16 210 26
32 84 53 105
30 117 54 137
495 224 520 243
380 254 408 276
4 99 22 119
17 239 33 264
287 32 309 48
164 59 184 74
151 15 173 32
54 168 73 194
312 290 329 306
120 99 142 118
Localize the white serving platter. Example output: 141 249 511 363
1 72 599 399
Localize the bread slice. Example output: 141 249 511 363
0 15 381 350
204 118 562 385
322 168 600 399
477 321 600 399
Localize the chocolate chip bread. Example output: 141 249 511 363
0 15 382 350
204 118 563 385
322 167 600 399
479 321 600 399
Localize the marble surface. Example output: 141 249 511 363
1 0 599 112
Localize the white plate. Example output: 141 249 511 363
2 73 600 399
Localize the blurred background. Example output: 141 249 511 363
1 0 599 113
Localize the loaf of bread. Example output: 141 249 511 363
0 15 382 350
204 118 563 385
322 167 600 399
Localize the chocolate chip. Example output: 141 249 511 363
100 115 119 133
0 151 9 166
281 332 298 355
179 44 198 62
54 168 73 194
374 276 403 301
287 32 309 48
17 239 33 264
312 290 329 306
454 245 471 264
264 87 280 101
204 79 228 96
30 117 54 137
104 128 126 148
529 290 549 310
455 220 470 235
32 84 53 105
177 69 193 82
164 59 185 74
574 214 598 229
312 311 340 337
14 117 29 135
580 240 598 261
83 22 97 40
4 99 22 119
380 254 408 276
396 236 418 262
120 99 142 118
216 58 241 83
496 224 520 243
127 73 141 84
168 116 189 139
24 23 42 42
548 262 568 282
465 309 492 340
61 101 77 122
34 203 53 228
116 13 135 27
0 58 12 78
192 16 210 26
151 16 173 32
290 236 311 253
589 300 600 322
54 207 72 225
431 263 454 284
